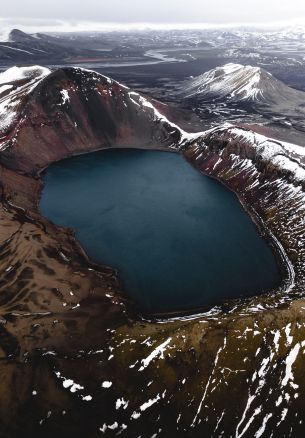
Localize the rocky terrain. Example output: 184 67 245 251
171 63 305 147
1 65 305 437
178 63 305 107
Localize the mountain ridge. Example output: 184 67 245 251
0 65 198 173
180 63 305 109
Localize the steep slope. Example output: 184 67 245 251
0 65 196 173
180 63 305 108
0 65 51 135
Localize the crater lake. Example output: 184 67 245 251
40 149 282 313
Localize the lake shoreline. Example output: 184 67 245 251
0 141 290 322
39 147 284 317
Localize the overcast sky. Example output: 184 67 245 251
2 0 305 31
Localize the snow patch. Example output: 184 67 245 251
101 381 112 388
60 89 70 105
0 65 50 85
139 337 172 371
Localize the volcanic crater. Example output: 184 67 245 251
0 65 305 437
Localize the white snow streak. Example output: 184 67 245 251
138 337 172 371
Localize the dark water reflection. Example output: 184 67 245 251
40 149 281 312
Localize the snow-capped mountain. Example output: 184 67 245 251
180 63 305 107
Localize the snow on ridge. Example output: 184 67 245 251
1 63 303 185
206 124 305 183
0 84 13 95
0 65 203 151
0 65 50 85
75 67 118 87
222 62 260 74
0 65 51 142
184 63 269 101
128 91 204 145
74 67 205 145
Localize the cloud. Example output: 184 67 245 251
2 0 305 28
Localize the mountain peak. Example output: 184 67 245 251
219 63 262 76
182 63 274 102
8 29 36 43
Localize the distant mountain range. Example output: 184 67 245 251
0 29 71 61
0 29 102 62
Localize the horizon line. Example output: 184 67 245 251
1 17 305 33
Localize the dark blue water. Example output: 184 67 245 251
40 149 281 313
